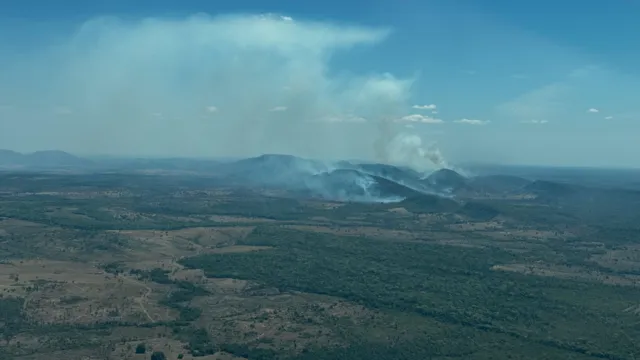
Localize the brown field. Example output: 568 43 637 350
492 263 640 287
209 215 276 223
590 245 640 273
115 226 255 255
283 224 421 241
447 221 504 231
0 260 174 325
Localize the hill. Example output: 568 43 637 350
424 168 468 193
0 150 92 169
210 155 439 203
213 154 331 184
0 149 23 166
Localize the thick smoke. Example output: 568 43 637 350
1 13 451 179
0 14 400 160
383 132 448 170
374 115 449 173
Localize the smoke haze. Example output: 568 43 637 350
0 13 449 171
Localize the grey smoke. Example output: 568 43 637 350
1 13 456 191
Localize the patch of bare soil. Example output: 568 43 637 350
120 227 254 246
300 201 345 210
192 292 379 354
590 245 640 273
434 239 486 249
284 224 421 241
447 221 504 231
211 278 252 295
622 304 640 315
99 207 158 222
416 213 453 224
208 245 273 254
0 218 46 231
485 228 572 241
210 215 276 223
387 207 411 215
0 260 174 324
492 263 640 287
114 227 256 260
111 338 243 360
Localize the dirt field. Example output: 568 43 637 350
0 260 174 324
491 263 640 287
283 224 421 241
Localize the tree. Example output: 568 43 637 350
135 343 146 354
150 351 167 360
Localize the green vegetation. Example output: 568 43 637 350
0 296 26 341
2 172 640 359
181 226 640 359
151 351 167 360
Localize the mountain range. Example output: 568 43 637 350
8 149 632 208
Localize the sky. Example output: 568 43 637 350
0 0 639 169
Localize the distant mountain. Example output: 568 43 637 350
0 150 92 169
0 149 23 166
212 154 332 185
6 151 541 204
312 169 426 201
27 150 92 167
208 155 438 203
303 169 408 202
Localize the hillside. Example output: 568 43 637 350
424 168 469 193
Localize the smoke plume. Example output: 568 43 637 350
0 13 447 173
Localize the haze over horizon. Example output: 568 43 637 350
1 0 639 169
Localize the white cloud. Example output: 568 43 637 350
206 106 218 113
587 108 599 113
455 118 489 125
318 114 367 123
431 111 438 114
280 16 293 22
520 119 548 124
412 104 436 110
604 116 613 120
269 106 287 112
396 114 443 124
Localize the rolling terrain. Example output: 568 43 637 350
0 152 640 359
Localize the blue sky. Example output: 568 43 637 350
0 0 638 168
